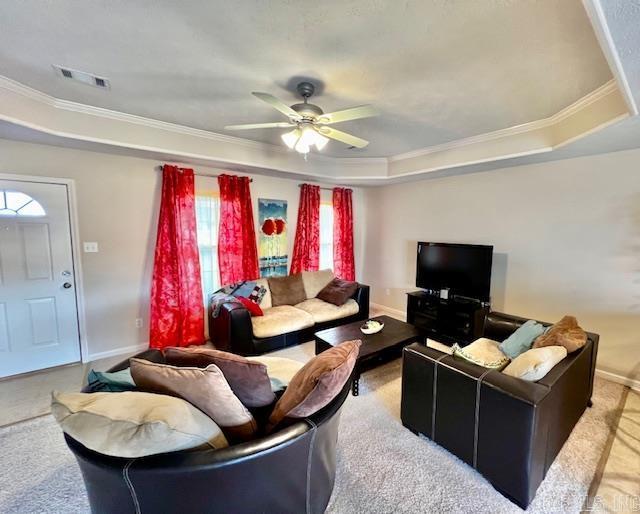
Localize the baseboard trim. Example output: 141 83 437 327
370 303 407 321
595 369 640 392
85 343 149 363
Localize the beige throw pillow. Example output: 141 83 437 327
503 346 568 381
247 356 305 393
426 338 454 355
51 391 228 458
452 338 510 370
130 358 257 443
301 269 335 299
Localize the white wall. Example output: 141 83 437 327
362 148 640 385
0 139 365 360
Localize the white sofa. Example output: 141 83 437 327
209 270 370 355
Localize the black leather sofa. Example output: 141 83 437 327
210 284 370 355
64 349 351 514
401 311 598 508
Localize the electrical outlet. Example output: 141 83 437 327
83 242 99 253
385 288 391 296
135 318 143 328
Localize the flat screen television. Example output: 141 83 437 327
416 242 493 302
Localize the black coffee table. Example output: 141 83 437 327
314 315 423 396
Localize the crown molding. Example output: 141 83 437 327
0 76 297 154
389 80 618 162
0 75 630 184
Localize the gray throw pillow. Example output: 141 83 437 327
499 319 545 359
87 368 136 393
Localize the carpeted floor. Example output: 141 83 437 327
0 341 626 513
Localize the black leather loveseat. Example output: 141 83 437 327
64 349 351 514
401 311 598 508
210 283 369 355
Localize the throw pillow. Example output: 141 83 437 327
164 347 275 408
237 296 264 317
316 278 358 306
503 346 568 381
51 390 228 458
86 367 136 392
426 338 454 355
130 358 258 443
499 319 546 359
247 356 305 393
267 339 361 432
532 315 587 353
301 269 335 299
246 285 267 305
232 280 257 298
452 338 510 370
268 273 306 307
215 281 243 295
255 278 272 309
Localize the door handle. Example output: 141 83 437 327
63 282 73 289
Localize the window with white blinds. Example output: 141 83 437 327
195 193 220 302
319 202 334 270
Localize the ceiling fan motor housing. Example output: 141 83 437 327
291 102 323 118
296 81 315 99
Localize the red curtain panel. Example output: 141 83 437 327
150 165 205 349
290 184 320 274
217 174 260 284
333 187 355 281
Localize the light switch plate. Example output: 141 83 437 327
83 242 99 253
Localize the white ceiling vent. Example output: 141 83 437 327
52 65 110 89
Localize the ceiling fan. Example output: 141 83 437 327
225 81 378 154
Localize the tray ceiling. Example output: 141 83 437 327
0 0 613 158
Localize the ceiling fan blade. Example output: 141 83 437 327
252 92 301 119
225 122 294 130
318 105 378 124
319 127 369 148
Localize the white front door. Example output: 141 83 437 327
0 180 81 378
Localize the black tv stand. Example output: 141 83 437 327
406 291 489 346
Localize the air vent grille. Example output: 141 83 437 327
53 65 110 89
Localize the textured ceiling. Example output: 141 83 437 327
0 0 613 157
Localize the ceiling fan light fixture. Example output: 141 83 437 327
313 131 329 151
298 126 317 147
294 139 310 154
281 128 301 149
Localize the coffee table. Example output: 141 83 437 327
314 315 423 396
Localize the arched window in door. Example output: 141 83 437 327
0 190 46 217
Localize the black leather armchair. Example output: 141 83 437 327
210 284 370 355
65 349 351 514
401 311 599 508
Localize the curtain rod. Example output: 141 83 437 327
299 184 333 191
194 172 253 182
158 165 252 182
298 184 349 192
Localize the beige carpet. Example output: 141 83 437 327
272 342 625 513
0 341 626 513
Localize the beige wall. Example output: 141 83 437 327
362 148 640 384
0 139 365 360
